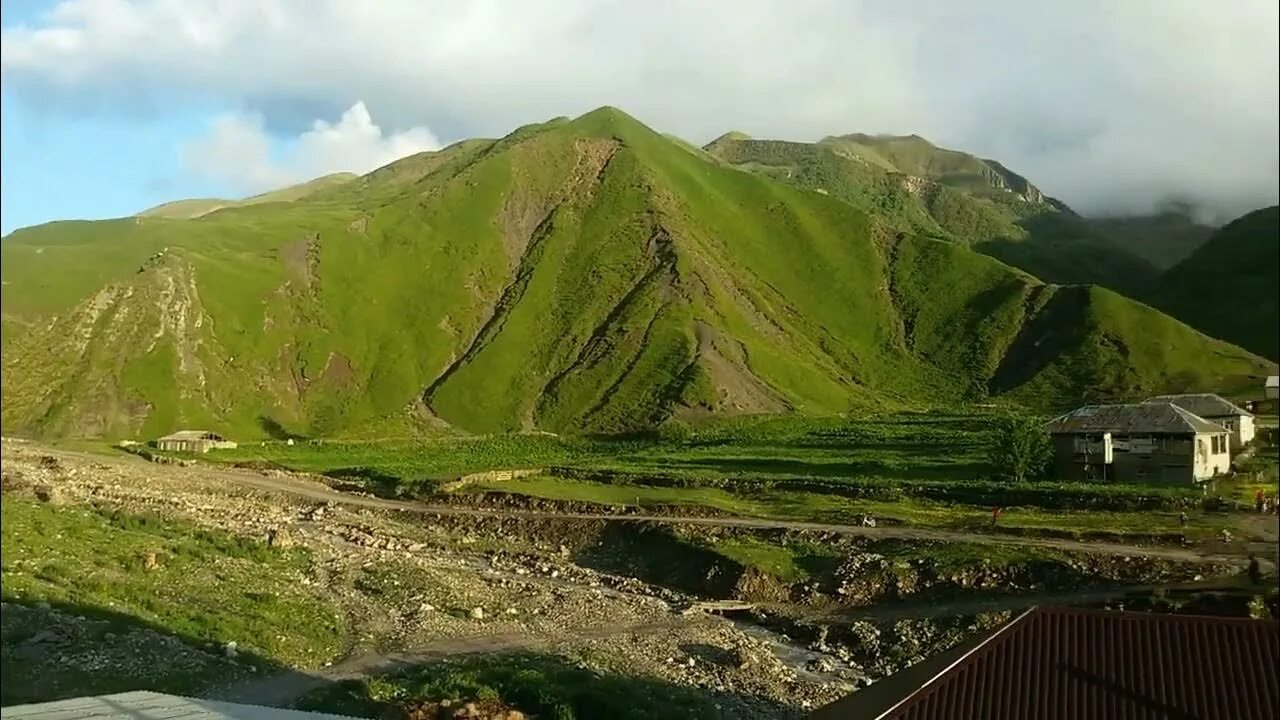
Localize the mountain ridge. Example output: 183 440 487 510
703 132 1163 296
137 172 360 219
1147 205 1279 360
2 107 1272 439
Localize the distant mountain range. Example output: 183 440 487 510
1 107 1273 439
705 131 1203 297
1146 205 1279 360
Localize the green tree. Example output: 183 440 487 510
989 416 1053 482
656 419 693 444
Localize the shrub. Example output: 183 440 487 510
988 416 1053 483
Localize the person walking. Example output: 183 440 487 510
1248 554 1262 586
1256 489 1266 513
990 506 1003 528
1179 511 1188 528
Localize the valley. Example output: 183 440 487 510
2 108 1274 442
3 410 1276 717
2 105 1277 719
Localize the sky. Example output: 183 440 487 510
1 0 1277 235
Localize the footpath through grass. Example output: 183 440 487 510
469 475 1230 541
299 651 784 720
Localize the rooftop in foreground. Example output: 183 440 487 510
0 691 363 720
811 606 1279 720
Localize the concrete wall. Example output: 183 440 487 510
1192 432 1231 479
439 467 542 492
1210 414 1254 452
155 439 212 453
1239 415 1255 446
154 438 237 454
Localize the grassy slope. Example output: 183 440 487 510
1146 206 1279 360
1 499 345 703
1088 210 1215 270
137 173 359 218
1 108 1273 439
707 135 1160 297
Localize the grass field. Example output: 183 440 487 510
467 475 1229 540
0 499 346 703
184 412 1261 542
202 412 997 486
1210 429 1280 506
298 651 773 720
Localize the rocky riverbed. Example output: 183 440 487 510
0 440 1244 718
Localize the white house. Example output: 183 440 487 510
1146 394 1255 451
1267 376 1279 400
1045 402 1231 484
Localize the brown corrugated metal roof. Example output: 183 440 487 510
1147 393 1254 419
826 607 1279 720
1044 403 1227 436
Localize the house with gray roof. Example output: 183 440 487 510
1044 402 1230 484
1146 393 1255 451
153 430 237 454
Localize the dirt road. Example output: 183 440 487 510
214 616 707 706
28 442 1270 568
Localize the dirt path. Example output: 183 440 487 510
213 616 705 707
28 443 1272 568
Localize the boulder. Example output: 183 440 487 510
33 484 62 504
267 527 294 549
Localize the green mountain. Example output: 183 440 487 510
1 108 1271 439
1088 205 1214 270
704 133 1161 297
138 173 359 219
1147 206 1279 360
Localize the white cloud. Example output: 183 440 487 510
2 0 1278 218
181 102 440 194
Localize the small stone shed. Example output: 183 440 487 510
153 430 237 454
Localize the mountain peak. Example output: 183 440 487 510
567 106 662 146
4 111 1272 438
575 105 640 124
705 130 752 146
